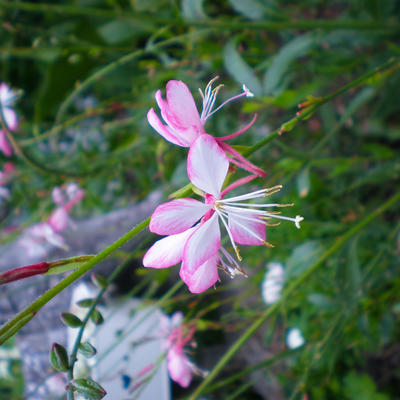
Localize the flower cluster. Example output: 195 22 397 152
144 79 303 293
19 183 84 257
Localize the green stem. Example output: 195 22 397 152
188 189 400 399
66 254 131 400
0 1 399 32
0 217 150 345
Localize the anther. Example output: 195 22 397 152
234 246 242 262
277 203 294 207
263 240 275 248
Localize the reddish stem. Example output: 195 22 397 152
0 262 50 285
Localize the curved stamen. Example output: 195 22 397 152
214 209 241 261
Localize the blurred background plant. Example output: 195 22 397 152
0 0 399 399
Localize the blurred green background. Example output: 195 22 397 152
0 0 400 399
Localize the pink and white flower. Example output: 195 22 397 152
18 183 84 257
20 222 67 258
160 312 203 388
0 83 19 131
48 183 84 232
147 78 265 177
143 134 303 293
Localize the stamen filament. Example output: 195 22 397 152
221 185 282 203
219 209 265 225
214 209 242 261
221 212 267 245
221 202 281 208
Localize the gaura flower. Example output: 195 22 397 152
143 134 303 293
48 183 84 232
20 222 67 258
159 312 204 388
147 78 265 177
18 183 84 257
0 83 19 131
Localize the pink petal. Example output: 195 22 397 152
181 213 220 274
3 108 18 131
52 187 65 205
143 228 195 269
48 207 69 232
0 131 12 157
180 253 219 293
228 212 265 245
165 80 202 131
147 108 186 146
167 346 192 388
155 85 201 146
149 198 209 235
187 134 229 197
218 141 266 177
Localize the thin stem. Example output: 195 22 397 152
188 189 400 399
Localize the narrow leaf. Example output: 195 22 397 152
224 39 263 97
263 33 317 95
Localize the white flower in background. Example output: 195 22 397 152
286 327 305 349
0 82 19 131
261 261 285 305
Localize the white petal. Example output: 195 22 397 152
149 198 209 235
187 134 229 197
181 213 220 274
180 253 219 293
143 228 195 269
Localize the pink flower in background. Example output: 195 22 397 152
0 83 19 131
20 223 67 257
18 183 84 257
48 183 84 232
0 130 12 157
144 134 303 293
160 312 203 388
147 78 265 176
